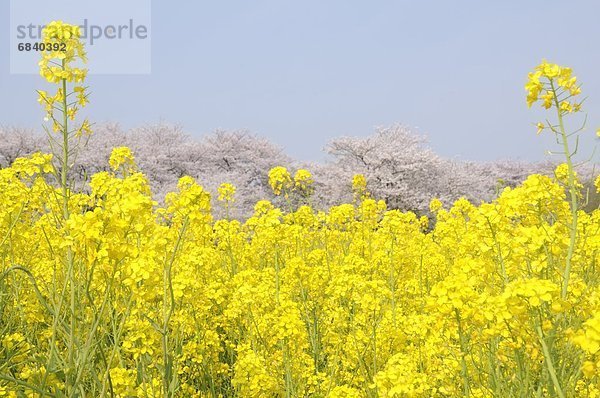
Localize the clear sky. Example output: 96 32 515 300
2 1 600 162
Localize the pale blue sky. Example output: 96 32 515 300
2 1 600 162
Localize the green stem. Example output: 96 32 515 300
536 325 565 398
455 309 470 398
59 59 79 396
61 65 69 219
162 217 189 397
550 80 579 299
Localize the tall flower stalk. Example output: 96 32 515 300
525 60 589 396
38 21 91 395
525 60 584 298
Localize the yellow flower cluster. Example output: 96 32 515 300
294 169 313 195
217 182 236 203
0 148 600 396
38 21 87 84
38 21 91 138
352 173 369 200
268 167 314 204
109 146 137 173
525 60 582 112
268 166 293 196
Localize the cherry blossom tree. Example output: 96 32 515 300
0 126 43 167
0 123 579 219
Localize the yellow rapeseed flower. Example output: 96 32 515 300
268 166 292 196
217 183 236 202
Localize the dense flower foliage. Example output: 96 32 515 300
0 149 600 396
